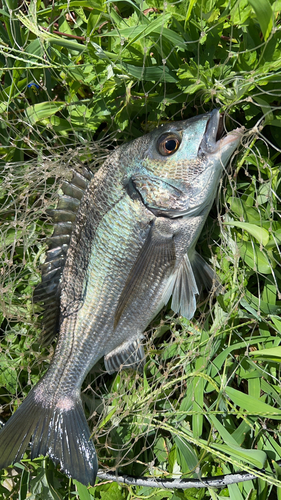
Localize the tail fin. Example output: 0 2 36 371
0 387 98 486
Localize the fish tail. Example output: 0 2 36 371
0 385 98 486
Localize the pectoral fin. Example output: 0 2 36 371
104 338 145 374
163 252 221 320
162 253 199 319
114 220 176 328
191 251 222 294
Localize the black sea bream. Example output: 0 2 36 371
0 110 243 485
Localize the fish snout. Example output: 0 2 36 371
198 109 245 157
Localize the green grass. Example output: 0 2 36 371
1 0 281 498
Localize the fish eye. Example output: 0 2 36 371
157 133 181 156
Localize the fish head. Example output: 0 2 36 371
124 109 244 217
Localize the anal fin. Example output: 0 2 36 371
104 338 145 374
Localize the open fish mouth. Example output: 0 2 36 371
199 109 244 155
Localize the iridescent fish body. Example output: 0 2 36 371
0 110 243 486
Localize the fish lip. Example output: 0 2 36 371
199 109 245 155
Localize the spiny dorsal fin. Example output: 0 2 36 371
34 167 94 345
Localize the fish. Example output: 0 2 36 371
0 109 243 486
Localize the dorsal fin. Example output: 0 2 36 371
34 167 94 345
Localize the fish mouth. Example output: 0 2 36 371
199 109 244 155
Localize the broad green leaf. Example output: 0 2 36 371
270 119 281 127
0 8 10 17
224 220 269 246
238 240 273 274
257 181 272 205
98 406 117 430
209 414 238 446
270 315 281 332
225 387 281 419
262 281 276 305
4 0 18 8
253 96 274 124
243 289 281 315
39 1 105 16
102 15 186 50
154 437 169 463
159 28 186 50
87 9 103 36
249 347 281 362
48 37 86 52
185 0 197 23
267 434 281 460
228 484 244 500
248 376 261 400
261 379 281 408
120 63 177 83
211 441 267 469
102 14 171 43
1 229 23 249
174 436 198 472
98 481 126 500
49 116 73 136
208 335 276 379
266 229 281 249
232 420 252 446
103 24 151 40
247 0 273 40
73 480 93 500
25 102 65 124
228 197 261 223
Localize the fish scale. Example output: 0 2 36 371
75 198 152 354
0 109 244 486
